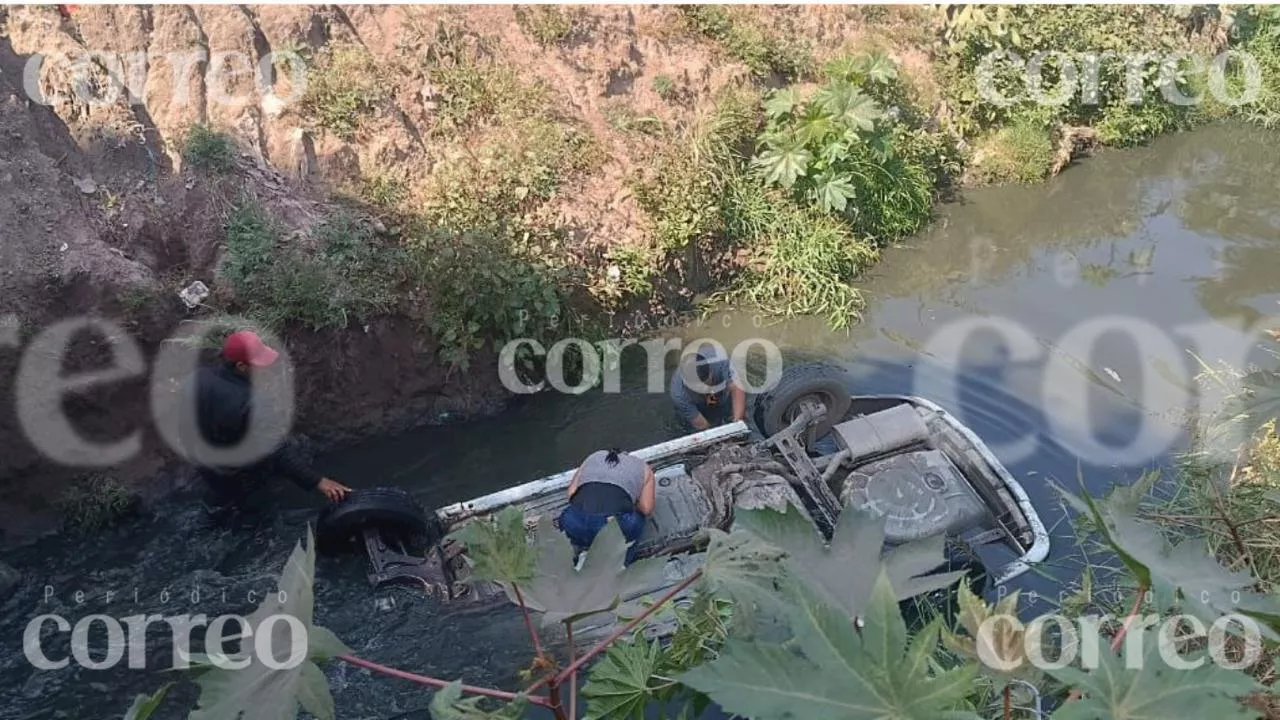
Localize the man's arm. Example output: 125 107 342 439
270 440 349 501
671 383 709 430
730 379 746 422
636 465 656 515
567 465 584 498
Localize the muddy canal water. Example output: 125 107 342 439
3 123 1279 718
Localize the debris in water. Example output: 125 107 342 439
375 596 396 612
1103 367 1122 383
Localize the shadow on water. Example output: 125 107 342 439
3 123 1280 717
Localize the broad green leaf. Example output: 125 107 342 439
450 506 537 586
189 527 352 720
736 503 965 621
816 174 857 213
1058 482 1280 639
862 52 898 84
838 92 883 132
823 55 861 82
763 88 801 118
123 683 171 720
754 143 812 189
429 680 528 719
1045 625 1263 720
941 583 1044 685
680 566 980 720
1217 368 1280 444
511 515 667 626
700 527 784 605
580 638 663 720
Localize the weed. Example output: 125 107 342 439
220 204 402 332
603 103 664 135
514 5 578 47
721 176 876 329
408 226 579 372
422 22 546 131
422 119 597 233
599 243 662 304
182 124 236 173
57 474 139 532
360 171 409 210
968 113 1055 185
300 44 386 140
678 5 812 80
651 74 677 102
754 53 936 243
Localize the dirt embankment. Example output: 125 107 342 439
0 4 932 541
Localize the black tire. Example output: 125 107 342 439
756 363 852 439
315 487 441 555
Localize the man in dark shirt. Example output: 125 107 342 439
179 330 350 514
668 348 746 432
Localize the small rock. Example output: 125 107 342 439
73 176 97 194
59 242 68 252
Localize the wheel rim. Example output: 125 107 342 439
782 390 836 424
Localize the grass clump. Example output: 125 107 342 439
220 204 402 331
722 177 877 328
300 44 387 140
1227 5 1280 129
678 5 812 80
57 474 139 532
514 5 579 47
183 124 236 173
969 113 1055 185
652 74 678 102
421 23 547 132
421 119 597 232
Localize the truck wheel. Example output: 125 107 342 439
315 487 442 555
756 363 852 439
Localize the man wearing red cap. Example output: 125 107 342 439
179 330 350 517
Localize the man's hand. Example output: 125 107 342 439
690 414 710 431
317 477 351 502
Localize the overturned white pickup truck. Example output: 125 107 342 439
316 364 1049 615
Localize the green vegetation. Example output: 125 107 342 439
651 73 677 102
678 5 812 81
182 124 236 173
1231 6 1280 128
969 111 1055 185
220 204 402 332
630 53 954 327
421 22 548 132
754 53 935 242
57 474 139 532
514 5 579 47
936 4 1280 183
300 44 386 140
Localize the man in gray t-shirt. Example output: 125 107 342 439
669 351 746 431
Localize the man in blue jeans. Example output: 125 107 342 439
558 448 656 564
